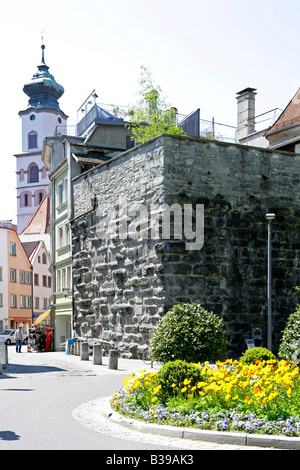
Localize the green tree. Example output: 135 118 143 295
127 66 187 144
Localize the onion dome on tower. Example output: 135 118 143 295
23 43 64 112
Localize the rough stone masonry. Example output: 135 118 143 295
71 134 300 358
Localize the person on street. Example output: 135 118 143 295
14 327 23 353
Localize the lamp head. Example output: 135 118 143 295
265 213 275 222
62 287 69 298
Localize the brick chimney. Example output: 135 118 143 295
236 87 257 141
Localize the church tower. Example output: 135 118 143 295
15 42 68 233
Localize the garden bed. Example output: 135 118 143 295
110 359 300 438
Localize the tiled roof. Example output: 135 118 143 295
265 88 300 137
19 194 50 235
21 241 40 259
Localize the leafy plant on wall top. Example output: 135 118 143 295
127 66 187 144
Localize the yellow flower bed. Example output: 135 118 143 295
112 359 300 421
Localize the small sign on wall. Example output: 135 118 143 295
246 339 255 349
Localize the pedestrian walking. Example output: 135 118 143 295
14 327 23 353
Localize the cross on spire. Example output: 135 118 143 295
41 30 45 64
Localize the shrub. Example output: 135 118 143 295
149 303 227 363
239 347 276 364
154 360 205 404
278 303 300 362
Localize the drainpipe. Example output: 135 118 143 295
49 145 56 350
31 265 33 328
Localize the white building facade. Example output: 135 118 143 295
0 226 9 331
29 241 52 323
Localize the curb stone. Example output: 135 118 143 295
101 398 300 450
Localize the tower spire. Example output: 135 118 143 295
41 30 46 66
22 39 64 111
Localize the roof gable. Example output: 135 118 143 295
21 241 40 260
266 88 300 137
7 228 32 268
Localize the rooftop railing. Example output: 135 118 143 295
55 91 237 144
247 108 283 135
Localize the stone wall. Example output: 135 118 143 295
71 135 300 358
72 138 167 358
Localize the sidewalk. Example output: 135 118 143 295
1 345 160 378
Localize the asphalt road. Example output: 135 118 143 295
0 346 273 454
0 346 171 451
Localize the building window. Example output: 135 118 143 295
66 223 70 246
35 297 39 309
20 295 25 308
43 298 48 309
64 178 68 200
34 189 45 206
28 131 38 149
25 296 31 309
10 243 16 256
58 182 63 205
21 296 31 308
62 269 66 289
11 294 17 308
0 267 2 281
48 276 51 288
43 275 47 287
10 269 16 282
42 253 47 264
0 294 2 307
67 267 72 289
56 270 61 292
23 192 31 207
30 114 36 121
20 271 31 284
19 169 25 181
20 192 32 208
58 226 64 248
29 164 39 183
34 273 39 286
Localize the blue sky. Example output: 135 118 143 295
2 0 300 223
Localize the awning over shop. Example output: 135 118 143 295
34 309 52 326
13 317 32 322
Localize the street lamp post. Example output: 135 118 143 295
265 213 275 352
